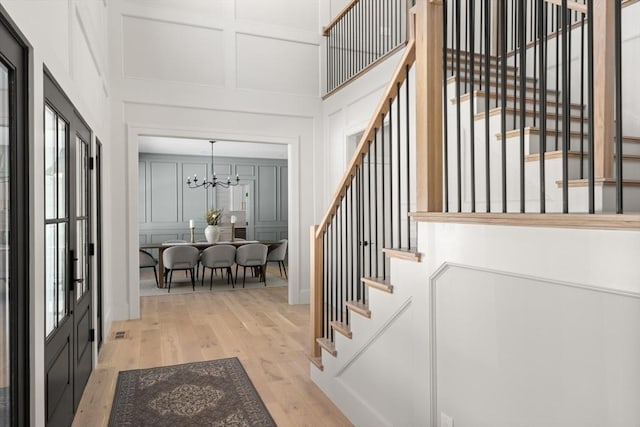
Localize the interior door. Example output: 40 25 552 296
44 73 93 427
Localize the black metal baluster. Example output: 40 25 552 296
501 0 508 212
396 81 402 245
555 5 560 150
484 0 491 212
519 0 526 212
443 0 450 213
561 0 569 213
331 219 336 341
538 0 547 213
512 0 518 130
323 232 327 338
381 114 386 278
373 130 379 277
470 0 476 212
345 179 351 318
587 0 594 213
456 0 462 212
464 0 468 94
338 203 343 324
358 154 364 301
368 141 373 276
405 65 411 247
580 11 585 179
389 97 394 246
615 0 623 213
533 0 538 126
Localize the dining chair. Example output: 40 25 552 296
162 246 200 292
266 239 288 279
200 245 236 289
139 249 158 286
235 243 268 288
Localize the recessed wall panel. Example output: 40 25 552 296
150 162 178 222
236 33 318 96
122 16 224 85
280 166 288 221
258 166 277 222
182 163 208 222
236 0 318 32
138 162 146 222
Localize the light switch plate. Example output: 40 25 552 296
441 412 454 427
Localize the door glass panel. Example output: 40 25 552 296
57 119 66 219
76 137 86 217
57 223 66 322
44 106 68 336
76 219 85 300
0 61 9 414
45 106 56 219
45 224 57 336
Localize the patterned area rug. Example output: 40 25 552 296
108 358 276 426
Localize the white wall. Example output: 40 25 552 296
110 0 323 330
0 0 110 425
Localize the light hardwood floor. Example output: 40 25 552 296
72 285 351 426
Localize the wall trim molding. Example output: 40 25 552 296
428 261 640 426
335 296 412 377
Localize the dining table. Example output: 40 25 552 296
140 240 279 288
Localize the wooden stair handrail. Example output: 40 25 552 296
315 40 416 240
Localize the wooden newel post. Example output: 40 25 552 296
593 0 615 179
310 225 323 358
415 0 444 212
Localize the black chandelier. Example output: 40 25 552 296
186 140 240 189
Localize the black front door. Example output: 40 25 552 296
44 73 93 427
0 12 29 427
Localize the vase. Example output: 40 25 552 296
204 225 220 243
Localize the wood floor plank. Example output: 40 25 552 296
73 286 352 426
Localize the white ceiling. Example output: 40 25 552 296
138 136 288 159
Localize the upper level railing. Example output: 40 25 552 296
324 0 409 95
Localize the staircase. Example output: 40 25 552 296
311 0 640 425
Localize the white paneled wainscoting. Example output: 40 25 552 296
312 220 640 427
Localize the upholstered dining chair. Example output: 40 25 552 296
266 239 288 279
139 249 158 286
200 245 236 289
235 243 268 288
163 246 200 292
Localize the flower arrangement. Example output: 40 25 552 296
205 208 223 226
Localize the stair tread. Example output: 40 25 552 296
307 354 324 371
475 106 588 123
362 277 394 293
316 337 337 357
497 127 640 143
345 300 371 318
526 151 640 162
382 247 422 262
330 321 352 339
555 178 640 187
453 90 584 111
448 75 556 94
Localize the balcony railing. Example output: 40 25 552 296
324 0 409 95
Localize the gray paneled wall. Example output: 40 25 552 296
139 153 288 244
